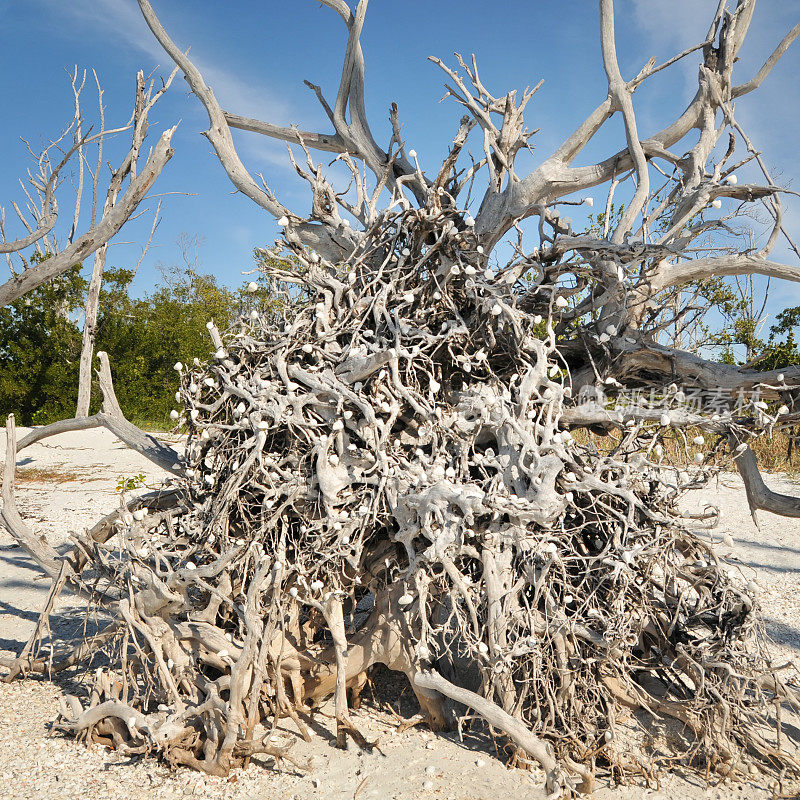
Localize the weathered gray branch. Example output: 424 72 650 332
414 669 563 792
731 437 800 518
474 0 799 246
223 112 344 153
654 254 800 291
137 0 364 263
0 127 176 307
15 352 181 474
1 416 63 580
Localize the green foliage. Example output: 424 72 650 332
0 243 301 429
115 473 147 493
586 202 625 237
750 305 800 370
683 277 766 360
0 259 86 425
94 265 244 427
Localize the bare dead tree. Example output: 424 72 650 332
3 0 800 795
75 69 175 417
0 65 177 418
134 0 800 515
0 71 176 306
0 66 184 564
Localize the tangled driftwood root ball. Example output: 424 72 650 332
37 203 799 795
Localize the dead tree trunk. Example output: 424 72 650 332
0 68 177 308
75 70 173 417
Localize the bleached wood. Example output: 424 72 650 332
0 127 176 307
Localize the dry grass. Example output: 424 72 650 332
577 427 800 477
748 428 800 475
1 465 88 484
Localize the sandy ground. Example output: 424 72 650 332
1 427 799 800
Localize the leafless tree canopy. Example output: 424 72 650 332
3 0 800 795
0 69 176 308
0 67 177 419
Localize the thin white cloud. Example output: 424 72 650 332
31 0 291 127
29 0 299 171
629 0 720 51
626 0 721 100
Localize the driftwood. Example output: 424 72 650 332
3 0 800 796
4 201 800 792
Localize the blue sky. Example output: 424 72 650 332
2 0 800 326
